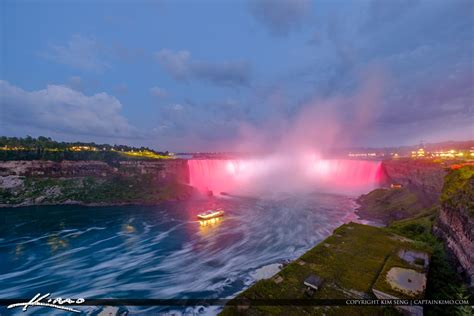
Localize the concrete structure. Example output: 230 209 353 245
304 274 323 291
372 249 430 316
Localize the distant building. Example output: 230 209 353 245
411 148 425 158
69 146 98 151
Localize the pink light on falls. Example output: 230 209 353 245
188 158 384 195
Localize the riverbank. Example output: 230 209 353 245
0 160 192 207
0 191 362 316
220 165 473 315
220 216 471 316
220 223 429 315
355 158 454 225
0 176 195 208
0 158 453 208
355 186 431 225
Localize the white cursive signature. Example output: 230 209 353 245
7 293 85 313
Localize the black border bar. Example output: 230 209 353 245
0 299 472 306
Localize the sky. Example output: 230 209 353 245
0 0 473 152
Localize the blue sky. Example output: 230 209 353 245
1 0 473 151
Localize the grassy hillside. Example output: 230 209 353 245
440 165 474 216
356 187 426 224
220 223 429 316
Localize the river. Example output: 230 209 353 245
0 193 361 315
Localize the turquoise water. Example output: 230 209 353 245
0 193 358 315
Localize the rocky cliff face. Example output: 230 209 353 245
433 166 474 287
0 159 189 183
381 159 448 205
0 159 189 182
0 160 192 206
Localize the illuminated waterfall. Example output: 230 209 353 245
188 158 384 195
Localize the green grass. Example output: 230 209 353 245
220 166 474 315
357 187 425 224
221 205 472 315
388 209 472 316
440 165 474 217
387 207 438 243
220 223 427 316
119 150 172 160
372 248 430 300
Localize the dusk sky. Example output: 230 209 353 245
1 0 473 151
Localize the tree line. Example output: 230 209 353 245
0 136 169 162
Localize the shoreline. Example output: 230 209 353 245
219 165 474 315
1 189 373 212
0 198 190 209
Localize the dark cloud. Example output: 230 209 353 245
155 49 251 87
191 61 251 87
283 0 474 141
6 1 471 150
249 0 311 36
0 80 138 138
380 70 474 126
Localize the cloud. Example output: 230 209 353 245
154 98 247 143
170 103 184 111
249 0 311 36
114 83 129 95
362 0 419 30
0 80 138 138
155 49 251 87
150 86 168 98
380 70 474 126
192 61 252 87
67 76 84 91
66 76 102 94
277 0 473 141
41 35 109 72
155 49 191 80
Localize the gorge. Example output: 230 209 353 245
1 157 450 207
0 156 472 316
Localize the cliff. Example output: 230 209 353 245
0 160 193 207
381 159 448 204
356 159 448 224
356 187 426 224
433 166 474 287
0 159 189 181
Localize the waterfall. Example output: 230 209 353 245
188 158 384 195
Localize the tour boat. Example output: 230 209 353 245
197 209 224 220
